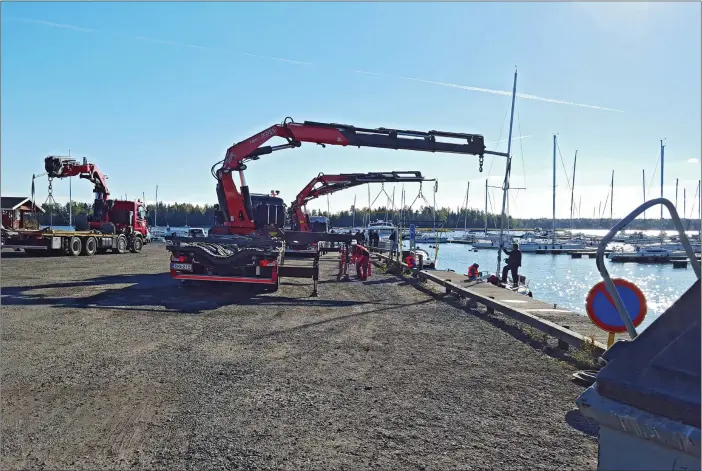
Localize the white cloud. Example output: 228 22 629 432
687 158 699 164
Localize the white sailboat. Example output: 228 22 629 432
519 135 586 253
472 179 514 248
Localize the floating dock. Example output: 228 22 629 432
608 253 702 265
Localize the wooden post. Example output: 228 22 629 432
607 332 616 348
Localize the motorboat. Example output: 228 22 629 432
366 220 398 252
608 246 673 262
517 239 587 252
414 248 436 269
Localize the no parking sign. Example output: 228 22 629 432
585 278 648 347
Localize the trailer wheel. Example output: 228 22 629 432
116 235 127 254
130 236 143 253
68 237 82 256
82 237 97 256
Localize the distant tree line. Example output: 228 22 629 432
29 201 701 231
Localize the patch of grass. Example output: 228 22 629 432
570 336 600 368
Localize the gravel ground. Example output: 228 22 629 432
1 244 598 470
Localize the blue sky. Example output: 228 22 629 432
2 2 700 219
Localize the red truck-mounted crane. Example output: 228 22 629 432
290 171 428 233
167 118 490 292
2 156 149 256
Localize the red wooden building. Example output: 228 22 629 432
1 197 45 229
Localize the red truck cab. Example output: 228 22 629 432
88 198 148 237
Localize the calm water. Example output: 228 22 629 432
412 239 697 332
43 224 698 331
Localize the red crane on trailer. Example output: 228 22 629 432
3 156 149 256
167 118 490 291
290 171 429 233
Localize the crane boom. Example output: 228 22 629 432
212 118 486 234
291 171 429 231
44 156 111 199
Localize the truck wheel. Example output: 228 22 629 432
116 235 127 254
68 237 82 256
130 236 143 253
82 237 97 256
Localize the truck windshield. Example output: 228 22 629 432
310 222 328 233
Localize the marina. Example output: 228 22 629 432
2 2 700 469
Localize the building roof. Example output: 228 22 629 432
1 197 46 213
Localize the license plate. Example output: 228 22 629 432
171 263 193 271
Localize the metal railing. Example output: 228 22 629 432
595 198 701 339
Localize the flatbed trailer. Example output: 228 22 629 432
1 228 143 255
167 230 355 295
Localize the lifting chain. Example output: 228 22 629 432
478 154 484 173
46 178 54 202
43 177 57 227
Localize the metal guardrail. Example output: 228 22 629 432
595 198 701 340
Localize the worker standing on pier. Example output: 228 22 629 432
389 229 398 256
501 243 522 286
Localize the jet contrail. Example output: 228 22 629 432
13 17 96 33
11 16 623 113
355 71 623 112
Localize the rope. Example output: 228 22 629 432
487 105 511 178
556 140 573 193
517 103 527 190
368 183 393 222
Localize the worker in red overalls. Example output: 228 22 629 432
404 253 416 269
355 244 371 280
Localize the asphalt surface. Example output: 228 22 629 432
1 244 598 470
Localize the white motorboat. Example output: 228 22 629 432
471 233 515 249
413 248 436 269
367 220 398 252
608 246 673 262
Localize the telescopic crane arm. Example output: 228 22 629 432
43 156 111 199
213 118 486 234
291 171 430 232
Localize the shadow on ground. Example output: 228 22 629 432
565 409 599 438
1 273 380 314
403 276 600 371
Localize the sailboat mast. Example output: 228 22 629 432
155 185 158 227
552 134 557 244
367 184 371 227
643 169 646 222
352 194 356 229
684 188 686 221
484 179 488 235
675 178 679 211
660 140 665 220
610 170 614 220
496 68 518 276
68 150 72 228
569 150 577 230
464 181 470 231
